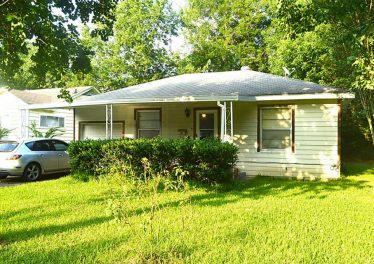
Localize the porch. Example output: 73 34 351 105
74 101 235 142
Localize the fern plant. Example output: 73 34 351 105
27 121 65 139
0 127 11 140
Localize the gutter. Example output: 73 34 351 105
22 92 355 110
23 95 239 110
238 93 355 101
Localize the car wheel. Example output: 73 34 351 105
23 163 41 181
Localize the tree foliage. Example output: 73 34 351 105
269 0 373 145
113 0 179 86
0 127 11 140
268 0 373 86
179 0 273 73
0 0 118 87
59 0 179 92
27 121 65 139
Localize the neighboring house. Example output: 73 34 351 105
25 70 354 179
0 87 98 142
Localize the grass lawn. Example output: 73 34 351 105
0 163 373 263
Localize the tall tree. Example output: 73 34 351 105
267 0 374 145
62 0 179 92
0 0 118 87
113 0 179 87
180 0 273 73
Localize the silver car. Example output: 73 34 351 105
0 138 70 181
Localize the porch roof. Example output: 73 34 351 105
25 70 354 109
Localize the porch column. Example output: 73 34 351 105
20 109 29 138
217 101 225 141
225 101 233 143
217 101 233 142
105 104 113 139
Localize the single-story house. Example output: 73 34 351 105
25 70 354 179
0 86 98 142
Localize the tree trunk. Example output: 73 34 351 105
367 115 374 146
358 89 374 146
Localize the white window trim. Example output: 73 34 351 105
40 115 65 128
195 109 219 139
260 106 294 152
136 109 161 138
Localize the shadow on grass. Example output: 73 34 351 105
0 206 44 222
341 162 374 177
2 216 111 243
0 237 123 263
113 174 372 218
0 172 69 186
188 176 372 207
0 235 194 264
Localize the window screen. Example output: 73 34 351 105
136 110 161 138
40 116 65 128
261 107 292 149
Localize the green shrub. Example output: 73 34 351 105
68 138 239 182
68 139 111 176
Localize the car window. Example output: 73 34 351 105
51 140 68 151
0 141 18 152
32 141 52 151
25 142 34 150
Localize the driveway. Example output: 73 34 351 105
0 173 68 187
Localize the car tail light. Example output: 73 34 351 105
7 154 22 160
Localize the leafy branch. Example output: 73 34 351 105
27 121 65 139
0 127 12 140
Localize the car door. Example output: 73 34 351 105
32 140 59 172
50 140 70 170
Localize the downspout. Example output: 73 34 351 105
105 105 108 139
111 105 113 139
217 101 225 141
73 108 76 141
230 101 233 142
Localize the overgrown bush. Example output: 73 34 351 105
68 139 111 176
341 99 374 161
68 138 239 183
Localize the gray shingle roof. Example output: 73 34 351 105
8 86 94 104
10 90 53 104
82 70 342 103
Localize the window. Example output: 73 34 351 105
51 140 68 151
31 140 53 151
195 109 218 139
25 142 34 150
0 141 18 152
136 109 161 138
260 106 293 150
40 116 65 128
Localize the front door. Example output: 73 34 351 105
195 109 218 139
